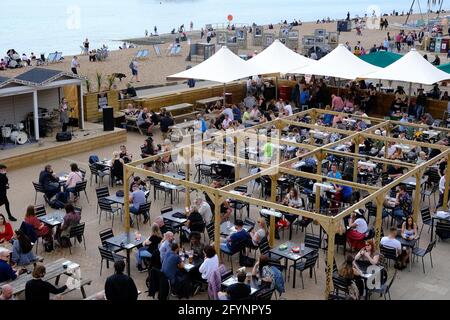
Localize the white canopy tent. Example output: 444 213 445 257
167 46 255 83
289 44 381 80
362 49 450 85
246 39 316 75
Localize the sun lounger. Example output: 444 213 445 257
154 45 162 57
135 49 149 59
47 52 63 64
167 45 181 56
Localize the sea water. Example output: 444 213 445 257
0 0 425 55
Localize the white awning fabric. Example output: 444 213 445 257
362 49 450 85
167 46 256 83
289 44 381 80
246 39 316 75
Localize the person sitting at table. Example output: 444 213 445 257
111 151 125 185
135 223 162 271
54 203 81 248
38 164 60 200
25 264 68 301
192 197 212 224
189 231 205 259
327 163 342 180
336 174 353 204
389 147 403 161
160 139 173 171
222 114 232 130
380 227 408 270
199 245 219 281
354 239 379 268
220 219 251 253
416 151 428 165
346 209 368 250
129 176 147 192
0 284 14 300
129 184 149 225
386 164 404 180
141 137 158 170
104 260 138 302
0 247 26 282
394 86 407 107
24 205 53 250
11 229 37 266
218 269 251 300
249 105 261 120
0 213 14 244
161 242 185 289
392 185 412 222
160 112 175 140
401 216 418 241
282 187 304 208
182 207 205 240
250 217 267 246
338 254 364 298
64 163 83 201
220 199 233 223
136 107 153 136
119 145 133 164
159 231 175 263
252 255 285 299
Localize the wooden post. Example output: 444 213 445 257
213 194 222 260
444 154 450 210
234 136 240 181
383 124 391 172
353 136 360 183
374 194 385 249
324 221 336 299
413 170 422 221
269 175 279 247
123 166 132 232
185 160 191 209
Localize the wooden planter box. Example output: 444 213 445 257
83 90 119 122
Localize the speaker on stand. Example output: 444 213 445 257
103 106 114 131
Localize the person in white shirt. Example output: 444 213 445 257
192 198 212 224
199 245 219 280
221 106 234 121
438 173 449 208
380 227 403 256
282 103 293 117
71 56 80 74
346 209 368 250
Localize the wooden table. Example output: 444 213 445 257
196 96 223 109
0 258 88 298
104 232 144 276
269 242 314 289
39 210 65 227
401 176 428 187
165 103 194 114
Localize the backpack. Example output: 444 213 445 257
129 62 134 69
89 155 100 164
50 198 65 209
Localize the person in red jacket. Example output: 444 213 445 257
0 214 14 243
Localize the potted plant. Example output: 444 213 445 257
107 75 115 91
85 79 92 93
95 72 103 92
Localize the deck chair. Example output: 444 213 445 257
154 45 162 57
46 52 57 64
173 46 182 56
137 49 149 60
135 50 143 58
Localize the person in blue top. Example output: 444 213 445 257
299 88 310 107
327 163 342 180
0 247 25 283
232 104 242 122
161 242 184 286
337 174 353 203
220 220 250 253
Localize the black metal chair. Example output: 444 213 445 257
65 223 86 255
74 180 89 203
89 163 109 186
379 245 398 267
132 202 151 230
32 182 46 205
220 239 247 271
99 228 122 253
419 207 432 237
206 222 215 243
304 233 321 266
332 274 350 296
435 220 450 241
98 201 122 227
368 269 397 300
34 204 46 217
98 246 126 276
288 251 319 289
421 183 439 209
254 287 275 301
412 240 436 273
95 186 113 215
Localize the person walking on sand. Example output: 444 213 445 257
71 56 80 74
154 26 158 35
200 28 204 39
129 59 139 82
0 164 16 222
190 21 193 31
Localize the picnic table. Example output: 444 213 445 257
104 232 144 276
196 96 224 110
39 210 65 227
0 258 91 298
269 241 315 289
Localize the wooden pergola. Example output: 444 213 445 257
123 108 450 298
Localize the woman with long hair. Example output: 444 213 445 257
401 215 418 240
0 213 13 243
24 205 52 241
251 217 268 246
354 239 379 267
338 254 364 298
252 255 285 299
135 223 163 271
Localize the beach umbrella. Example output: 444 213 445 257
359 51 403 68
363 48 450 105
289 44 381 80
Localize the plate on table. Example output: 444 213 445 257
291 246 300 253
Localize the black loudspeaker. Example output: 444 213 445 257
103 107 114 131
56 132 72 142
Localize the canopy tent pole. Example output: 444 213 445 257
275 76 279 100
407 82 413 109
223 83 226 105
33 91 40 141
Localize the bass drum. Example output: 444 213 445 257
15 132 28 144
1 126 11 138
10 130 19 142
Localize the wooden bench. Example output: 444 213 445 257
60 278 92 299
195 96 224 110
172 111 199 123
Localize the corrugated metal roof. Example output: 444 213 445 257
15 68 63 84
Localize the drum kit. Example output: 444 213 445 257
1 121 29 146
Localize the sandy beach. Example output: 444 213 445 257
1 12 447 91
